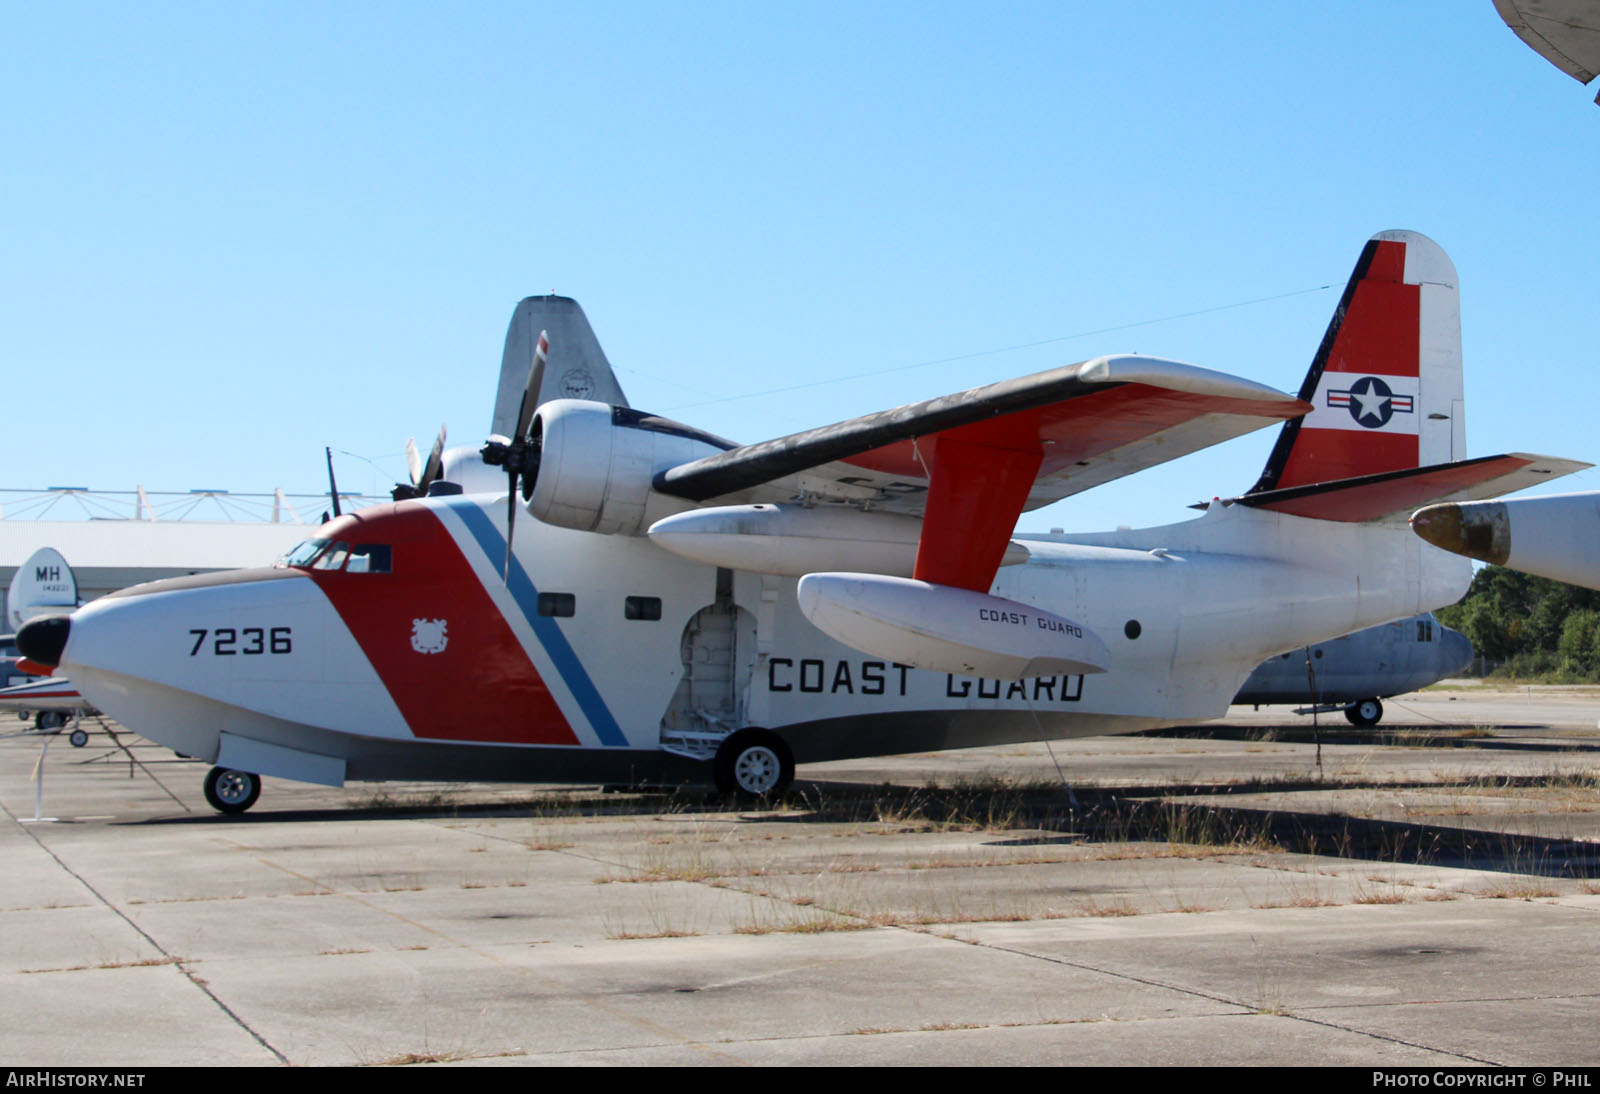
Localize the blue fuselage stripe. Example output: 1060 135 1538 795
448 500 628 747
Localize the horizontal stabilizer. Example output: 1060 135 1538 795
1233 453 1589 523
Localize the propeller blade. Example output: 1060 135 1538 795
481 330 550 581
505 471 517 580
418 424 447 492
503 331 548 578
514 331 549 445
325 446 342 518
404 438 423 487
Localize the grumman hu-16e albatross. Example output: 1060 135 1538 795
17 232 1585 813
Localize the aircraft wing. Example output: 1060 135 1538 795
1494 0 1600 90
0 675 89 714
656 355 1309 590
659 356 1308 511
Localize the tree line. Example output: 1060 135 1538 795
1436 565 1600 680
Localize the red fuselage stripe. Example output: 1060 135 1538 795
306 505 578 744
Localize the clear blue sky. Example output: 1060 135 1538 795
5 2 1596 532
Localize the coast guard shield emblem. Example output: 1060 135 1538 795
410 618 448 654
559 367 595 399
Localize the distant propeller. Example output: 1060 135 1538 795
480 330 549 579
393 424 448 501
404 438 423 489
325 446 342 518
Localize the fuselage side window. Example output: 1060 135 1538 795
347 544 392 574
538 592 576 618
625 596 662 621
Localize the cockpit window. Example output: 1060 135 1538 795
282 538 392 574
312 542 350 571
281 539 329 568
346 544 392 574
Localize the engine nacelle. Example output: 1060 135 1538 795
527 400 732 535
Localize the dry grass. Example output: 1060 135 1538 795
1352 890 1408 905
524 837 574 851
1068 897 1138 918
1471 879 1561 900
21 956 184 974
369 1049 522 1066
734 917 872 935
597 863 723 884
1351 873 1412 904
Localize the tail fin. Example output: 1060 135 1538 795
6 547 79 632
489 296 630 439
1249 230 1464 493
1232 231 1586 523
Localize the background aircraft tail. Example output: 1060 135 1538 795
6 547 79 633
489 296 631 440
1248 229 1464 495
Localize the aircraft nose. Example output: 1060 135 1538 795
16 615 70 668
1444 628 1475 675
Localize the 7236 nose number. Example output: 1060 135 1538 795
188 627 292 656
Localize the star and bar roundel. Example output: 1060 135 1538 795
1325 375 1415 429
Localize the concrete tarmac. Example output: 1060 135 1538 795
3 683 1598 1067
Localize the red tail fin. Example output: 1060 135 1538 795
1249 230 1464 493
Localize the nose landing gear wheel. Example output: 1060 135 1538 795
1344 698 1384 727
713 729 795 799
204 766 262 814
68 728 88 748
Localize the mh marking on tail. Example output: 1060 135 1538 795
1326 376 1415 429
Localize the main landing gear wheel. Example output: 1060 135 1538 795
68 727 88 748
204 766 261 815
713 729 795 799
1345 698 1384 727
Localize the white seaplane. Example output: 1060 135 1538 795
17 231 1583 812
